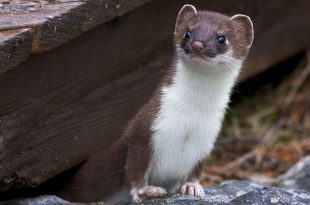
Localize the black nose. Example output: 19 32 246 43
191 41 205 53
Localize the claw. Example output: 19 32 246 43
180 182 205 197
131 186 167 203
139 185 167 197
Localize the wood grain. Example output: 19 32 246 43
0 29 33 74
0 0 152 75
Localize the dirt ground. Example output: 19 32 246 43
201 52 310 186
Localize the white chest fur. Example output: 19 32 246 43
148 59 241 190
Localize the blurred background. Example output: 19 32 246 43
0 0 309 201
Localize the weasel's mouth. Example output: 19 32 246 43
184 49 217 59
189 54 211 62
176 47 218 62
190 54 206 60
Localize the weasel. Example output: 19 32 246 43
59 4 254 204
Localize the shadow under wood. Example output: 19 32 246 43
0 164 83 201
231 51 306 104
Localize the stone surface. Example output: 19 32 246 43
277 156 310 192
2 181 310 205
2 156 310 204
0 195 104 205
0 195 78 205
130 181 310 205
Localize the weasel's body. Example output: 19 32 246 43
149 59 240 188
59 5 254 204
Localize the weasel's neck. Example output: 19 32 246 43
163 59 242 110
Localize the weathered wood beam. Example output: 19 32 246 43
0 0 152 75
0 29 33 74
242 11 310 80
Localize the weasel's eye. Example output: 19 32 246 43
184 31 192 38
216 36 227 45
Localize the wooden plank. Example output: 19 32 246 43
0 0 310 191
242 11 310 80
1 0 309 76
0 8 171 189
0 29 33 74
0 0 152 75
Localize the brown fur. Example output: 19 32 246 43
58 5 253 203
174 10 253 60
186 160 205 183
58 141 127 201
58 89 162 202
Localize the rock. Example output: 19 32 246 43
128 180 310 205
277 156 310 192
0 195 73 205
3 156 310 205
2 181 310 205
229 186 310 205
0 195 70 205
0 195 103 205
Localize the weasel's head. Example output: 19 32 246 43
174 4 254 69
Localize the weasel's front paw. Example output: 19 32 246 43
131 186 167 203
180 182 205 197
139 185 167 197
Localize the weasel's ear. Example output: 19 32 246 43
175 4 197 32
230 14 254 48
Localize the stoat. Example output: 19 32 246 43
59 4 254 204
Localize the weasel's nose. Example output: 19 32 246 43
191 41 205 53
